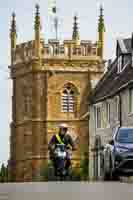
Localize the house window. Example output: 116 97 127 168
117 56 123 73
61 86 75 113
95 106 102 129
129 88 133 113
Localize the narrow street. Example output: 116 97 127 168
0 181 133 200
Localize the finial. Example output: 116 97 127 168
74 15 78 22
72 14 80 41
11 12 16 34
10 12 17 63
98 4 105 32
100 4 103 16
34 4 40 30
35 4 40 15
34 4 41 58
97 4 105 59
12 12 16 18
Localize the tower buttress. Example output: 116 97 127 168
72 15 80 45
34 4 41 58
10 12 17 64
97 5 105 59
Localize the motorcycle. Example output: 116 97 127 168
53 144 72 178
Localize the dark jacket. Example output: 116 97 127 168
48 133 76 153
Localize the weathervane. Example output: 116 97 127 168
48 0 59 40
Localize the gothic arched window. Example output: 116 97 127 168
61 85 76 113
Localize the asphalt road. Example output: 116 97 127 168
0 182 133 200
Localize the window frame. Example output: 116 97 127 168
106 101 111 126
129 88 133 114
114 96 120 122
117 55 123 73
95 104 102 129
61 87 75 113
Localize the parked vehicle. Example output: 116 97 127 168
101 127 133 180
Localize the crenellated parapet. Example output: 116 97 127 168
12 40 44 65
44 39 97 57
12 39 99 65
10 4 105 66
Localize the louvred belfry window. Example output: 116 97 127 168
61 86 75 113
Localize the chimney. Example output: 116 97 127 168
105 59 112 71
108 59 112 66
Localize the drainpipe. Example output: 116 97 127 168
118 94 122 127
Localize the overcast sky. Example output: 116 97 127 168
0 0 133 165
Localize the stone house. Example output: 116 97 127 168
88 35 133 180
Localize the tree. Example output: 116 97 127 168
40 161 52 181
0 164 8 183
80 152 89 181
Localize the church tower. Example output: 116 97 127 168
9 5 105 181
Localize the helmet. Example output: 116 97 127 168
59 123 68 129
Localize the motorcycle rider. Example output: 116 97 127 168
48 123 76 175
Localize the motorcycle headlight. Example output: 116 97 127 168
115 147 128 153
57 151 66 158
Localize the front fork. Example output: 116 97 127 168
57 158 65 171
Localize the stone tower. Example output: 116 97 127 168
9 5 105 182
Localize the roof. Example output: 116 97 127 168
123 38 132 53
89 38 133 104
117 38 132 54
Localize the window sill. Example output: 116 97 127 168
96 127 105 131
106 124 111 129
114 120 120 125
128 112 133 117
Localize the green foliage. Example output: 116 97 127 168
80 153 89 181
40 161 53 181
80 144 89 181
70 168 81 181
8 173 15 182
0 163 8 183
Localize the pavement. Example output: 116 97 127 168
0 182 133 200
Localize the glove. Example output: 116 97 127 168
72 146 77 151
66 146 71 150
